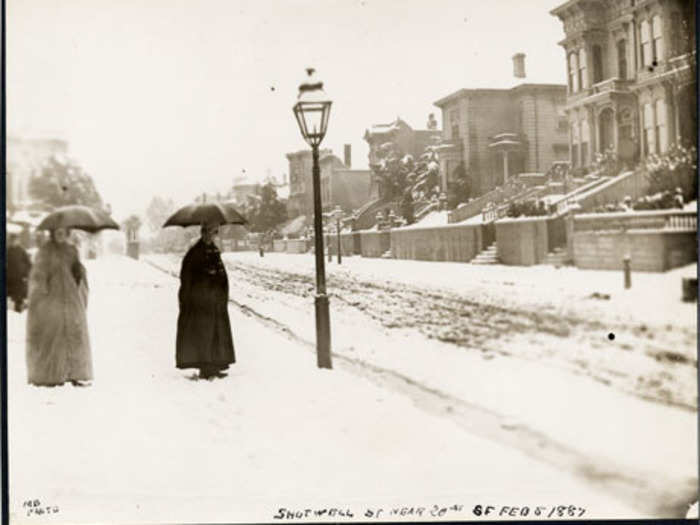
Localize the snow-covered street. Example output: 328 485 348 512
7 255 697 523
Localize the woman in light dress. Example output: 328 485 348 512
26 227 93 387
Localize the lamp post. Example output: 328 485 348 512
293 68 333 369
334 205 342 264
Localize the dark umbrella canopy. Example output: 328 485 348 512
37 205 120 233
163 202 248 228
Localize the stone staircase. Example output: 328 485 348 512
543 246 569 267
470 243 499 265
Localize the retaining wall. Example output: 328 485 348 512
390 223 482 262
360 230 391 258
495 217 549 265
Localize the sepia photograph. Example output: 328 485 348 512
4 0 698 522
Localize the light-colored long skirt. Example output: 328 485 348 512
26 245 93 385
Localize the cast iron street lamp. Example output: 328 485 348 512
293 68 333 369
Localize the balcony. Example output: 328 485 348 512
589 77 633 95
566 77 634 109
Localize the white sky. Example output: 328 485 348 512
7 0 566 221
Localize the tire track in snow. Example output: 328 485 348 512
223 259 696 411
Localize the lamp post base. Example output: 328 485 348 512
314 294 332 369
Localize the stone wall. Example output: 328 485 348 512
391 223 482 262
273 240 287 252
326 233 354 256
360 230 391 258
286 239 308 254
573 230 697 271
495 217 549 265
572 210 698 271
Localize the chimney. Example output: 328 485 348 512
344 144 352 168
512 53 526 79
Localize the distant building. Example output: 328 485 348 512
6 136 69 213
320 147 372 213
363 117 442 200
286 148 331 218
195 191 230 203
286 146 372 219
231 183 260 207
434 54 569 199
551 0 696 167
364 117 441 167
320 153 347 211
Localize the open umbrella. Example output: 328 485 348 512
37 205 120 233
163 202 248 228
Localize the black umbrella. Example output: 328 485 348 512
163 202 248 228
37 205 120 233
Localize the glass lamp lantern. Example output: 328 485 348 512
293 68 332 147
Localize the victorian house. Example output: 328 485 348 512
551 0 696 168
363 117 442 199
433 54 569 198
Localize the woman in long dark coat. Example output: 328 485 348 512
176 222 235 379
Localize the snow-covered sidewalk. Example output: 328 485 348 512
8 256 656 524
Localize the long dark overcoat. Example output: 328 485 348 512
176 239 235 369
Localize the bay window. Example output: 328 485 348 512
652 15 664 63
640 20 651 67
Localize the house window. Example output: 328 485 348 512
569 53 578 92
580 119 590 166
655 99 667 153
617 40 627 79
652 15 664 63
592 45 604 83
643 103 655 155
578 48 587 89
640 20 651 67
670 12 683 56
